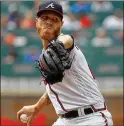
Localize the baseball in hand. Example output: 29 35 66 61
20 114 28 123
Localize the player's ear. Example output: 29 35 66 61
61 20 64 26
36 18 38 28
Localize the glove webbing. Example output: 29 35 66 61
47 49 64 72
49 40 71 69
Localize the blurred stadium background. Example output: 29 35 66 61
1 1 123 126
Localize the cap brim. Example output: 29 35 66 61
37 9 63 19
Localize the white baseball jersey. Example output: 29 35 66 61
45 36 105 115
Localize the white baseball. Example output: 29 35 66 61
20 114 28 123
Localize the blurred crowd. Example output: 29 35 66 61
1 1 123 65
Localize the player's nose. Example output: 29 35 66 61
46 19 52 25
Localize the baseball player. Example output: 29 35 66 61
17 1 113 126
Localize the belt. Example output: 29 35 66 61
61 103 107 119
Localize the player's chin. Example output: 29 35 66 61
41 34 52 40
41 32 54 40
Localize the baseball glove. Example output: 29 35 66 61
47 39 72 69
35 39 73 84
35 47 65 84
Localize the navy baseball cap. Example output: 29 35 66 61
37 1 63 19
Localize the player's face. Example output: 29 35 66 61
36 11 63 41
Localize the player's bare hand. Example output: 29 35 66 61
17 104 39 126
